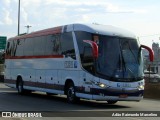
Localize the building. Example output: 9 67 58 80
152 42 160 61
142 42 160 74
152 43 160 73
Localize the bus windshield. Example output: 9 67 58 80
96 36 144 81
75 31 144 81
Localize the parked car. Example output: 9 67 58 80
144 71 160 83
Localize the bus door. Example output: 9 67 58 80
79 40 99 98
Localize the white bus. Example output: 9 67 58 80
4 24 153 104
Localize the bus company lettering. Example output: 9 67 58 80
64 61 74 68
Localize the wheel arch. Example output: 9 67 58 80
16 75 22 88
64 79 74 95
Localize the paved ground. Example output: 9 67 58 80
0 82 160 120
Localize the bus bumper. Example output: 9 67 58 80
92 95 143 101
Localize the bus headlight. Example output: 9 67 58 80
91 81 108 88
138 85 144 90
97 82 109 88
98 83 107 88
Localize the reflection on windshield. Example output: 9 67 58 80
97 36 143 80
75 31 144 81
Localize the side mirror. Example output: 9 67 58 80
83 40 98 59
141 45 154 62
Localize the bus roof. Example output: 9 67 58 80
71 24 136 39
8 23 136 41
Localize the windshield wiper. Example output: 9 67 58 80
119 42 126 78
126 41 139 64
120 41 137 78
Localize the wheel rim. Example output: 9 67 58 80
67 87 75 102
18 81 23 93
18 85 21 92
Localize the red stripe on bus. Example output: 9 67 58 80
5 55 64 59
9 26 62 40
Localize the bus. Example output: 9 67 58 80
4 23 153 104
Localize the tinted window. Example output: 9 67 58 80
75 31 92 57
10 40 18 56
75 31 94 73
61 32 75 59
45 35 54 55
15 39 25 56
53 35 61 55
6 41 11 56
34 36 46 56
23 38 34 56
45 34 61 55
6 40 19 57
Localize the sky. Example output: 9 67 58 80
0 0 160 47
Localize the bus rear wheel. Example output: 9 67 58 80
66 83 79 103
107 100 117 104
17 78 25 94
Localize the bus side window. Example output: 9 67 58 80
13 40 19 56
15 39 24 56
6 42 11 56
82 44 94 73
75 31 94 74
23 38 34 56
34 36 46 56
60 32 76 59
45 34 61 55
53 35 61 55
10 40 17 57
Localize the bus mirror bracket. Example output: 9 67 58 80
83 40 98 59
141 45 154 62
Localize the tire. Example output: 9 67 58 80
17 78 25 94
107 100 118 104
66 82 80 103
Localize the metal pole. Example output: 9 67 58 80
18 0 20 36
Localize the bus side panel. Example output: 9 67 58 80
21 68 35 87
45 70 58 88
36 70 45 84
60 70 80 91
76 71 93 99
4 60 11 80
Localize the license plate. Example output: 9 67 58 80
119 94 128 98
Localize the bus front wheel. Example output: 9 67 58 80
66 83 80 103
107 100 118 104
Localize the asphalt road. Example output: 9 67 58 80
0 82 160 120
